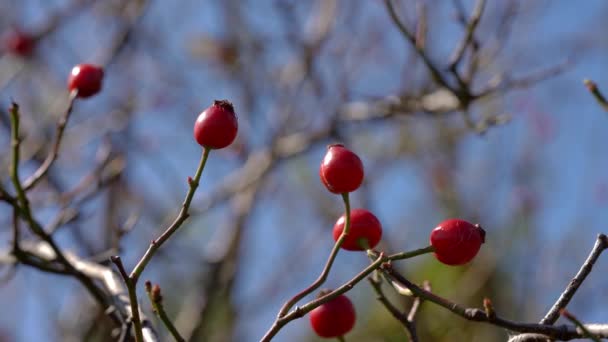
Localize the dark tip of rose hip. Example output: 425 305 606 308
475 223 486 243
213 99 235 113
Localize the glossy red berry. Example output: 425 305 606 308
309 294 356 338
193 100 238 149
333 209 382 251
319 144 364 194
68 64 104 98
430 219 485 265
3 29 35 57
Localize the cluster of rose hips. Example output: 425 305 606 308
49 52 483 341
310 144 486 339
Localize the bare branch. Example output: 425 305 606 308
540 233 608 325
382 264 608 341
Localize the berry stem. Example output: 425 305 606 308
337 336 346 342
130 147 211 281
276 192 351 318
112 147 211 342
388 245 435 261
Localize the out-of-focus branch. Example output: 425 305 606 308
383 0 453 90
475 59 572 99
22 91 78 191
584 79 608 111
448 0 486 71
0 241 158 341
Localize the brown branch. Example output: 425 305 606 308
475 59 572 99
261 254 387 342
368 277 418 342
383 0 452 90
560 309 602 342
381 264 608 340
22 91 78 191
540 233 608 325
145 282 185 342
448 0 486 70
276 193 351 318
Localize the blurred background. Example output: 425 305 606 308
0 0 607 341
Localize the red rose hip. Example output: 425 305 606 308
430 219 485 265
193 100 238 149
319 144 364 194
309 293 356 338
333 208 382 251
3 29 35 57
68 64 104 98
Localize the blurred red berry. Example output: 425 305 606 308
319 144 364 194
193 100 238 149
309 294 356 338
68 64 104 98
3 29 34 57
430 219 485 265
333 208 382 251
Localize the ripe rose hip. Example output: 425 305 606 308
68 64 104 98
3 29 35 57
319 144 364 194
193 100 238 149
430 219 485 265
333 208 382 251
309 293 356 338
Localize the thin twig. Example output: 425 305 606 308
475 59 572 99
540 233 608 325
129 147 211 282
111 147 211 341
22 91 78 191
407 280 430 322
111 256 144 342
261 253 386 342
276 192 351 318
368 277 417 342
560 309 602 342
381 264 608 340
145 282 185 342
383 0 452 90
584 79 608 112
448 0 486 70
